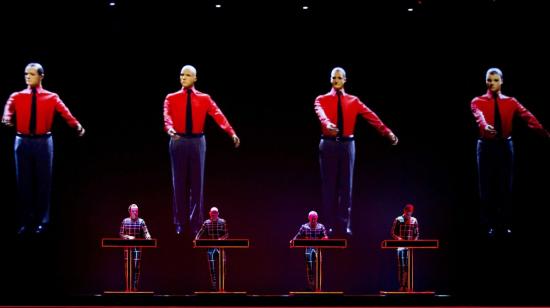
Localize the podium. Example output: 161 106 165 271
380 239 439 295
101 238 157 294
193 239 249 294
289 239 347 295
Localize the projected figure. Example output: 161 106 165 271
163 65 240 235
119 204 152 292
314 67 398 236
195 207 229 291
292 211 328 291
2 62 85 235
390 204 419 292
471 68 549 237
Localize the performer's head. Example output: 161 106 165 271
180 65 197 89
330 67 347 90
403 203 414 218
128 204 139 220
485 67 503 94
308 210 319 225
25 63 44 88
209 207 219 221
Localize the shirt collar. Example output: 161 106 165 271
26 85 44 93
486 90 502 98
182 86 196 94
330 87 346 96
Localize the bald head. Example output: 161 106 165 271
25 63 44 88
331 67 346 78
330 67 346 90
209 207 219 221
128 204 139 220
181 65 197 76
403 203 414 218
26 63 44 76
180 65 198 88
485 67 503 93
308 210 318 225
485 67 503 80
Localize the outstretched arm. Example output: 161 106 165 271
357 101 397 145
206 97 239 147
515 99 550 138
54 96 84 136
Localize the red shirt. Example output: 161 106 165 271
471 90 548 140
2 86 80 135
163 87 236 136
314 88 393 138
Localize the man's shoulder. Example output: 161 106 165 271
122 217 132 223
316 91 335 101
344 92 359 100
501 94 518 103
395 216 405 222
40 88 56 95
472 94 489 102
194 89 209 97
8 91 23 100
218 218 227 223
194 90 214 102
38 88 58 99
166 90 184 99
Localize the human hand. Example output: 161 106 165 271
326 123 339 136
232 135 240 148
2 118 14 127
76 124 85 137
484 125 497 136
388 132 398 145
168 128 180 140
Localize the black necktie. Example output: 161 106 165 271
30 87 37 135
493 92 502 138
336 90 343 137
186 88 193 134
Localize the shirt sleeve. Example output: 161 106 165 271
141 220 152 239
414 219 419 240
119 220 125 238
54 95 80 128
206 96 236 136
513 98 549 137
195 222 206 239
314 95 335 129
356 99 392 137
2 92 17 123
163 95 174 132
222 221 228 239
471 98 489 130
391 218 400 239
293 225 305 240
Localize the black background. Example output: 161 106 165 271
0 0 549 304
